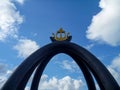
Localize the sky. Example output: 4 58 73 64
0 0 120 90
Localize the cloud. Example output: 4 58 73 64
13 39 40 58
110 55 120 72
25 86 30 90
0 63 7 74
86 0 120 46
107 55 120 85
0 0 23 41
0 63 13 89
39 74 83 90
60 60 80 73
15 0 25 5
0 72 12 89
0 76 7 88
84 43 94 50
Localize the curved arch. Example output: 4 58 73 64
1 41 119 90
31 53 96 90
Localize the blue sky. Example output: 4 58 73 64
0 0 120 90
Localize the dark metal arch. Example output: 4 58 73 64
31 53 96 90
1 41 119 90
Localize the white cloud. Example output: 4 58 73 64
39 74 83 90
60 60 80 73
0 63 13 89
84 43 94 50
107 55 120 85
110 55 120 72
86 0 120 46
13 39 40 58
25 86 30 90
0 72 12 89
15 0 25 5
0 63 7 74
0 76 7 88
0 0 23 41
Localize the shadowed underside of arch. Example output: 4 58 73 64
1 41 119 90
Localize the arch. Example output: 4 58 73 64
31 53 96 90
1 41 119 90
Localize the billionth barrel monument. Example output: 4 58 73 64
1 28 120 90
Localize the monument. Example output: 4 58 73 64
1 28 120 90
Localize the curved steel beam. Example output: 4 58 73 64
1 41 119 90
31 53 96 90
30 55 53 90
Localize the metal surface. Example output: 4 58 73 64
31 53 96 90
1 41 119 90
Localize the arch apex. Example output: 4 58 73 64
50 28 72 42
